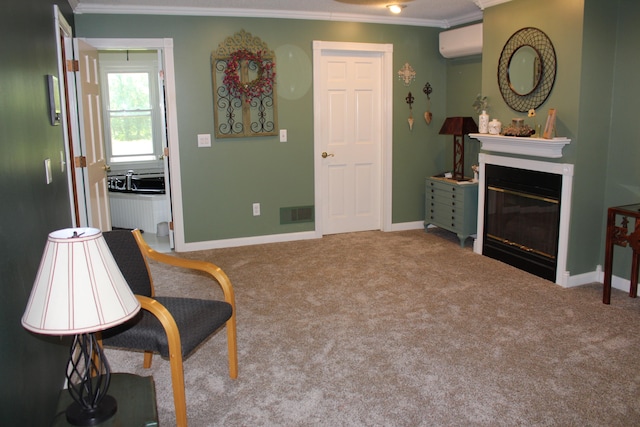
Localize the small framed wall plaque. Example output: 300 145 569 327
47 74 62 126
543 108 556 139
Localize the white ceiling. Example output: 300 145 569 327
70 0 511 28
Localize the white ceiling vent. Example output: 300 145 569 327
439 23 483 59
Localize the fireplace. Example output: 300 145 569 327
483 164 561 281
474 153 574 286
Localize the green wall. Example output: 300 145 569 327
0 1 75 424
445 54 483 179
481 0 633 278
75 15 451 242
604 0 640 277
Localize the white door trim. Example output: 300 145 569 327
54 6 81 226
80 38 184 250
312 41 393 236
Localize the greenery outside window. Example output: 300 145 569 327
100 52 163 168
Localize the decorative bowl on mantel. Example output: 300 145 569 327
503 126 535 137
502 118 535 137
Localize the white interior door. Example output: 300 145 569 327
74 38 111 231
313 42 393 235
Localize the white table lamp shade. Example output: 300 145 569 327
22 228 140 335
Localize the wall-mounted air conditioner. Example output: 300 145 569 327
439 23 483 58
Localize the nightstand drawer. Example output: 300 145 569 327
428 191 466 208
427 200 465 217
426 210 465 229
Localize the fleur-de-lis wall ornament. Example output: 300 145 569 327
398 62 416 86
423 82 433 125
406 91 415 130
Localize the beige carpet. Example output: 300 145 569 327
106 229 640 426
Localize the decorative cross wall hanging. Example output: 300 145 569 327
397 62 416 86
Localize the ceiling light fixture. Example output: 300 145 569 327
387 4 406 14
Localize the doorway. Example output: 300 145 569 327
54 23 184 251
312 41 393 235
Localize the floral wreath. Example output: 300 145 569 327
223 49 275 102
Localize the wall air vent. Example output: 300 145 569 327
280 206 314 224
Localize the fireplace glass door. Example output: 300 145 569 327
483 165 562 281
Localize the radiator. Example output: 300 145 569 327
109 192 170 234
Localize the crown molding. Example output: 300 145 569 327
71 4 481 28
441 11 484 28
473 0 512 11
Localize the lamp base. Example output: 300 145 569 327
65 395 117 426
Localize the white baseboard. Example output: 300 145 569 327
178 221 426 252
389 221 424 231
178 230 320 252
562 264 634 295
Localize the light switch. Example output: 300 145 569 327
279 129 287 142
197 134 211 147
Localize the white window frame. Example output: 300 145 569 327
99 53 163 171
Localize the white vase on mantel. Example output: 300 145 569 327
479 110 489 134
488 119 502 135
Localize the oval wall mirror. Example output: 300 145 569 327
498 27 556 112
508 45 541 96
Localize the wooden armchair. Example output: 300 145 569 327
101 229 237 427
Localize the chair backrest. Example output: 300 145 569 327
103 230 153 297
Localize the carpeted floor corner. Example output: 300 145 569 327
105 229 640 426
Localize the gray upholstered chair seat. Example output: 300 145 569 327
102 296 232 358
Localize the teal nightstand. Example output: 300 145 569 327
425 176 478 247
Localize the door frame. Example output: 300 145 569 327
312 41 393 236
54 6 82 226
68 37 185 250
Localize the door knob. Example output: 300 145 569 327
321 152 335 158
102 164 111 172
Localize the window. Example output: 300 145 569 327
99 51 163 167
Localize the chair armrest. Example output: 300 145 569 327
132 229 236 307
136 295 180 337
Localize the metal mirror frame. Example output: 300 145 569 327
498 27 556 112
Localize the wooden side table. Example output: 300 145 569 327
52 373 158 426
602 203 640 304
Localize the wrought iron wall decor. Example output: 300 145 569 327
212 29 278 138
497 27 556 112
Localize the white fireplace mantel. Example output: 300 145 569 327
474 153 574 287
469 133 571 158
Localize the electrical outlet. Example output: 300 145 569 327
252 203 261 216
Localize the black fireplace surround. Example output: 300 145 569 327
483 164 562 281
